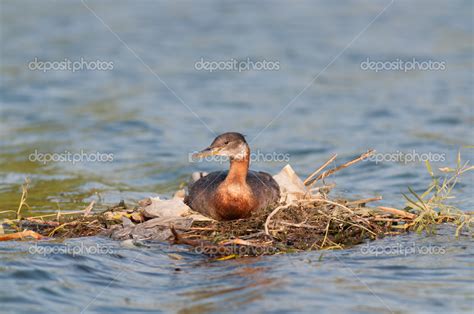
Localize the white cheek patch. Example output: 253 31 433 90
233 143 248 160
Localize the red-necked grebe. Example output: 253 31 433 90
185 132 280 221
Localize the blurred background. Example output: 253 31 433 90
1 1 473 313
1 0 472 214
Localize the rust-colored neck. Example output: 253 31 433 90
225 149 250 184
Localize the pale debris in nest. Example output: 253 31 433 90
141 192 212 222
273 164 317 203
107 164 325 241
141 165 313 223
106 188 213 240
105 216 194 241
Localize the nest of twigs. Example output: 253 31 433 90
3 151 472 258
166 150 420 256
171 193 418 257
6 191 418 257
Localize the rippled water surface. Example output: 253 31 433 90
1 0 473 313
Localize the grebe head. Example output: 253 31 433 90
193 132 249 160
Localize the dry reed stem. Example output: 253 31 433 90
304 154 337 185
310 184 336 193
16 178 31 219
83 201 95 216
48 222 74 237
0 230 43 241
316 199 355 215
308 150 375 187
346 196 382 206
316 209 378 237
320 218 332 249
378 206 417 219
279 221 322 230
264 203 293 236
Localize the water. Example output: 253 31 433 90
1 229 473 313
0 0 473 313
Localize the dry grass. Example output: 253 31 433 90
171 151 473 257
2 152 472 258
398 152 473 237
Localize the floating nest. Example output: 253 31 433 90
4 193 419 257
171 196 419 256
2 151 472 258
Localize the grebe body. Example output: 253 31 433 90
185 132 280 220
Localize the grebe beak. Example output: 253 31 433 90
192 146 221 158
